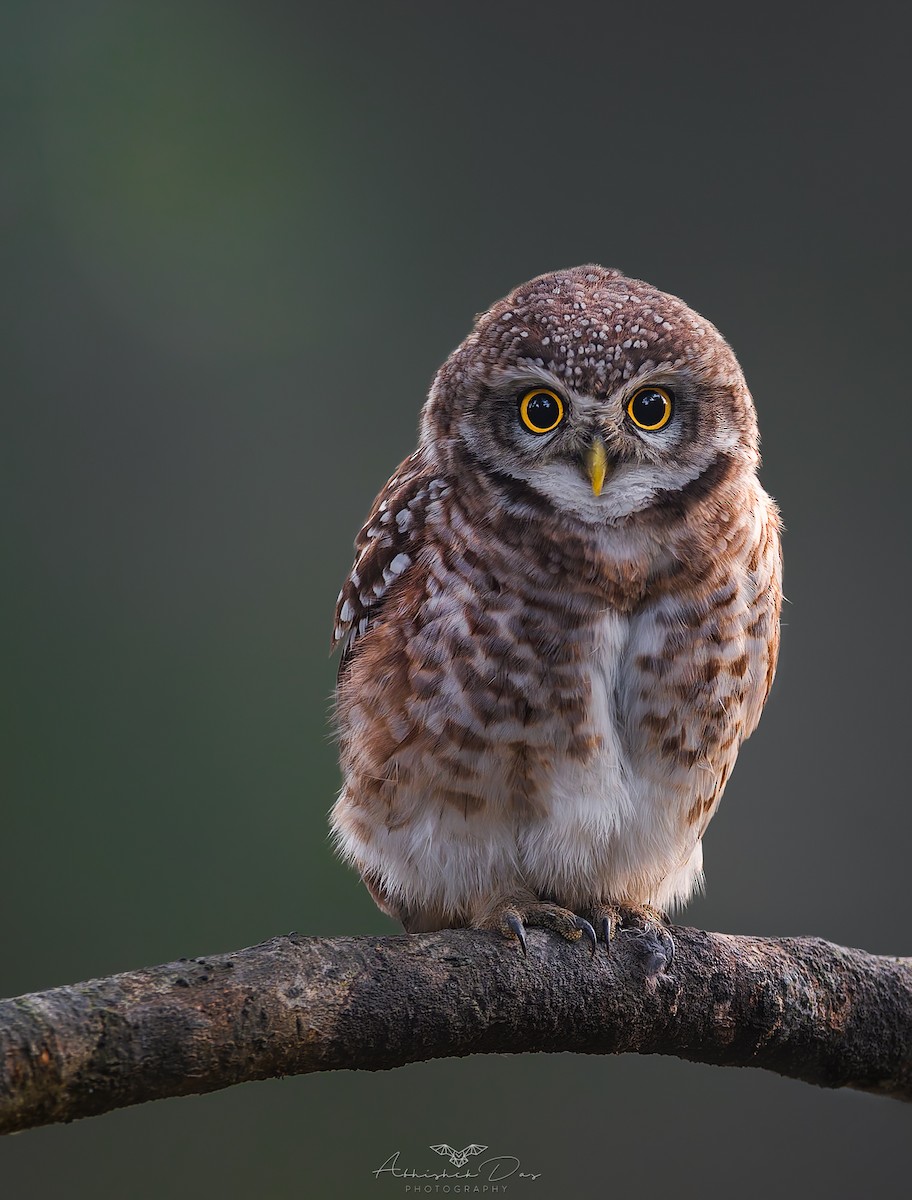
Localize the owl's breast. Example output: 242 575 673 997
354 528 657 824
514 606 663 896
335 552 730 916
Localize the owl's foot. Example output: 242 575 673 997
591 903 675 975
482 901 598 957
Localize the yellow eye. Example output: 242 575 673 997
519 388 565 434
626 386 674 431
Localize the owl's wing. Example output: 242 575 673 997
463 1145 487 1157
332 450 440 673
430 1145 456 1158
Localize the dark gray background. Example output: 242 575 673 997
2 2 909 1197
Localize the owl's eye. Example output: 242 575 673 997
519 388 565 434
626 386 674 431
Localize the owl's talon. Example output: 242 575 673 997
600 915 614 953
590 903 674 975
641 937 669 977
574 916 598 956
659 927 675 972
485 901 598 956
505 912 528 956
640 913 675 974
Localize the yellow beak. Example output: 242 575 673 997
586 438 608 497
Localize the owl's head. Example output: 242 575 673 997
422 265 759 526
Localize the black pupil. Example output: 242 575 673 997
526 393 559 428
631 390 667 426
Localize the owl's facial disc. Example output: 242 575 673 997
449 358 739 526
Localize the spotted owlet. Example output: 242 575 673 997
331 265 781 959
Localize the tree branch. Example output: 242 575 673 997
2 926 910 1134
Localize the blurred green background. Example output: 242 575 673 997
2 2 910 1197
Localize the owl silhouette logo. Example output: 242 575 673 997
430 1143 487 1168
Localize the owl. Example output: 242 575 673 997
330 265 781 963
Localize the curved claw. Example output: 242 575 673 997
641 922 675 977
505 912 528 957
574 916 598 956
660 928 675 972
600 915 614 954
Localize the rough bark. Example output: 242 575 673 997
1 926 910 1134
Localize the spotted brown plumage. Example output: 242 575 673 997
331 265 782 953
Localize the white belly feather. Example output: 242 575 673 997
518 608 702 911
337 607 704 918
